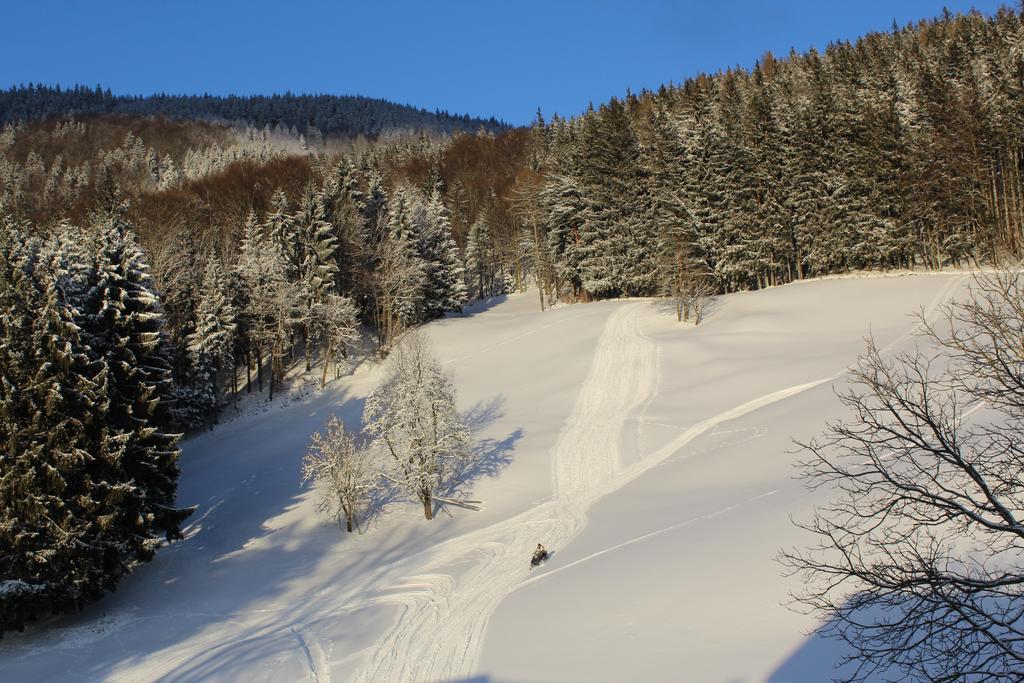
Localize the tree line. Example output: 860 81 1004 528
0 84 509 138
535 8 1024 301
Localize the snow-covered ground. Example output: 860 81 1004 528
0 273 967 682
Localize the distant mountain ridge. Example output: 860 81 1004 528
0 84 510 138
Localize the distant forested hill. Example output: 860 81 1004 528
0 84 509 137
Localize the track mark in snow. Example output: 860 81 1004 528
518 490 779 588
350 303 658 682
290 624 331 683
349 277 968 683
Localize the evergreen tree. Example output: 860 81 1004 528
229 212 260 394
464 215 493 300
264 189 299 280
0 219 190 632
82 211 190 551
236 223 295 400
295 185 340 371
183 256 236 428
376 185 425 344
417 187 467 316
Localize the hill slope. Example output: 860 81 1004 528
0 274 966 682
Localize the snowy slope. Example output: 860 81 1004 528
0 274 965 682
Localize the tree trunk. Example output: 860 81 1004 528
256 352 263 392
304 324 312 372
268 346 276 401
422 491 433 520
532 216 546 312
321 340 332 388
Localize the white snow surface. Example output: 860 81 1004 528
0 274 968 682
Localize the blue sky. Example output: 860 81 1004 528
0 0 1008 125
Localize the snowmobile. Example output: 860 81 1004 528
530 544 549 569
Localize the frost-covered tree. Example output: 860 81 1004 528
183 256 236 428
464 215 493 300
302 415 379 532
363 332 469 520
320 293 359 388
373 186 425 350
295 186 340 370
264 189 299 280
239 239 296 401
416 187 467 317
228 212 261 393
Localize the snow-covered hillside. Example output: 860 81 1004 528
0 274 966 682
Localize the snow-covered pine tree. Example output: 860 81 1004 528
641 100 704 320
361 170 388 245
82 211 191 552
417 187 467 317
542 137 587 300
183 255 236 429
464 215 493 301
362 332 469 520
685 77 738 291
264 189 299 280
0 219 189 632
332 159 365 214
294 185 340 371
0 227 52 629
230 211 263 392
374 185 425 348
322 160 369 297
0 229 115 631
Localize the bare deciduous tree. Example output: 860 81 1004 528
782 272 1024 682
677 272 716 325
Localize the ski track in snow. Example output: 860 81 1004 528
347 275 967 683
348 303 657 682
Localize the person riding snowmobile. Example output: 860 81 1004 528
531 543 548 568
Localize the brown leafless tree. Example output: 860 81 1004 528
676 271 716 325
782 272 1024 682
